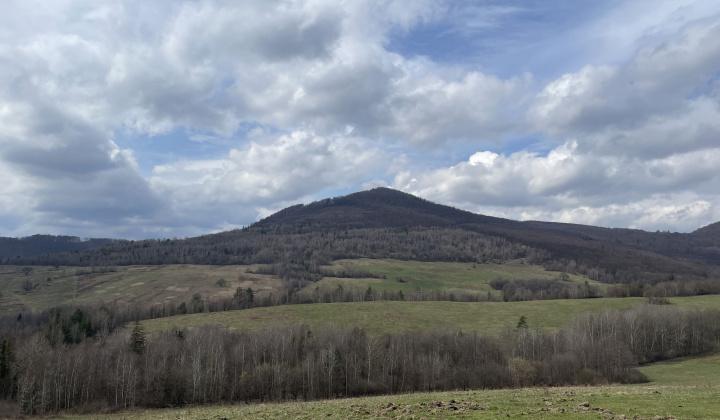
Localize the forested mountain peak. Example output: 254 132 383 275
251 188 720 269
5 189 720 284
254 187 513 229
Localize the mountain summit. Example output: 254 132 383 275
254 188 720 270
255 187 513 229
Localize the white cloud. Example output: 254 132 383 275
150 130 385 230
530 19 720 143
0 0 719 237
395 143 720 232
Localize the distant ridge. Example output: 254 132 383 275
0 235 114 260
6 188 720 283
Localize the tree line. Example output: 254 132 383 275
5 272 715 347
2 304 719 415
3 227 550 291
7 224 713 291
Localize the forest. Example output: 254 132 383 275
2 302 720 414
5 189 719 294
1 188 720 416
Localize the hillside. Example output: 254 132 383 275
260 188 720 268
0 259 590 316
255 186 513 229
0 264 282 315
5 188 720 286
140 295 720 336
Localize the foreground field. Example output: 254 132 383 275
56 354 720 419
0 264 281 315
142 295 720 335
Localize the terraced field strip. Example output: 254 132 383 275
0 265 281 315
142 294 720 336
309 258 597 296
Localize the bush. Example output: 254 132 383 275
621 369 649 384
508 357 535 387
647 296 671 305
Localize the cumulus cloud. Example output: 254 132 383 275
1 0 719 237
150 131 385 231
529 19 720 148
391 13 720 233
0 101 166 237
396 141 720 232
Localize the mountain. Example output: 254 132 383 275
255 187 515 230
259 188 718 272
5 188 720 284
0 235 114 261
257 188 720 268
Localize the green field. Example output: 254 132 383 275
142 295 720 336
54 353 720 419
0 259 597 316
639 353 720 387
0 265 281 315
310 258 596 297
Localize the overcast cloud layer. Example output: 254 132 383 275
1 0 719 238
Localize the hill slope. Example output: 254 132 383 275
5 188 720 285
255 188 720 279
140 295 720 336
259 188 720 268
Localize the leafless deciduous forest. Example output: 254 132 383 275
1 304 719 414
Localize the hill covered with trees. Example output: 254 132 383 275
4 188 720 288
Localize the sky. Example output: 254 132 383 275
1 0 719 239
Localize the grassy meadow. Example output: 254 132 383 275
142 295 720 336
52 353 720 419
4 258 720 419
308 258 598 297
0 259 599 316
0 264 281 316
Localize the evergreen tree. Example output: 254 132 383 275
516 315 528 329
129 321 146 355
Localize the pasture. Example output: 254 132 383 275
0 264 281 315
142 295 720 336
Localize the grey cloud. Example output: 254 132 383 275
530 19 720 155
0 72 168 237
256 62 400 135
33 166 164 223
167 1 343 64
0 105 122 178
